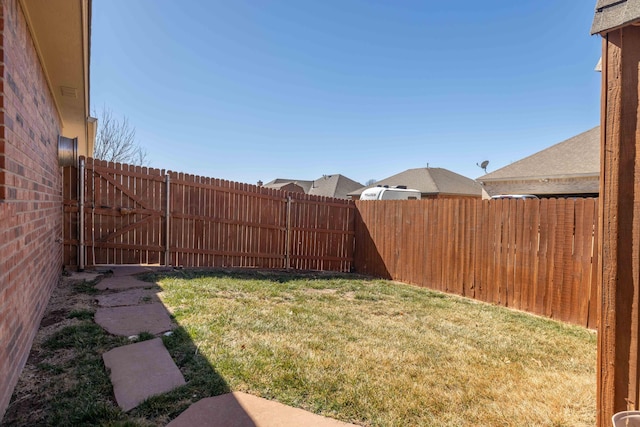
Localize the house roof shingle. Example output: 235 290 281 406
348 167 482 197
592 0 640 34
478 126 600 182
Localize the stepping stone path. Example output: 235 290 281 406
92 266 359 426
93 266 183 412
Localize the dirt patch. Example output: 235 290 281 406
5 393 43 426
39 309 68 328
3 272 100 425
343 291 356 300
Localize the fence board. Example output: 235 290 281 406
588 205 600 329
513 200 524 310
488 200 500 304
521 200 536 313
543 199 556 318
475 201 488 302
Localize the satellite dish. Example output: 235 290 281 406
476 160 489 173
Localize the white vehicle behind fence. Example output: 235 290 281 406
360 186 421 200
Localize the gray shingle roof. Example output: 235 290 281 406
348 167 482 197
478 126 600 182
262 182 305 193
308 175 364 199
263 178 313 193
264 175 364 199
592 0 640 34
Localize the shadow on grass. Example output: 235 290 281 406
3 268 258 427
139 267 369 285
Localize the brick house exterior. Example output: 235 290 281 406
0 0 92 418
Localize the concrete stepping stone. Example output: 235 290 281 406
95 275 155 291
166 392 360 427
103 338 185 412
95 303 173 336
96 288 161 308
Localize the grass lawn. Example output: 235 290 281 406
153 270 596 426
4 269 596 426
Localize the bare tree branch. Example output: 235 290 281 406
93 107 148 165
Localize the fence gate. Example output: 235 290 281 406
79 158 167 265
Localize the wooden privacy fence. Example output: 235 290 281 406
354 198 599 328
63 158 355 272
63 159 599 327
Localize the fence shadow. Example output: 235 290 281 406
352 204 392 279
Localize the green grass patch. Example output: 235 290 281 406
136 331 156 342
72 279 99 295
67 309 95 320
36 362 64 375
43 323 117 351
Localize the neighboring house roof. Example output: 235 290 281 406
308 175 364 199
262 182 305 193
348 167 482 197
592 0 640 34
263 175 364 199
478 127 600 183
264 179 313 193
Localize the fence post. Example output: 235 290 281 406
285 196 292 269
165 173 171 266
78 157 85 271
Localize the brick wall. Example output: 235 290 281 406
0 0 64 419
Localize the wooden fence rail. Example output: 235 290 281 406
354 198 599 328
63 158 355 272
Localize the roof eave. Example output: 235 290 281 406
479 172 600 184
591 0 640 35
19 0 92 155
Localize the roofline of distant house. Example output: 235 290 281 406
478 172 599 184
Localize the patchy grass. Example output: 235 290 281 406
4 269 596 426
150 270 597 427
7 318 133 426
4 272 231 427
136 331 157 342
72 279 100 295
67 308 95 320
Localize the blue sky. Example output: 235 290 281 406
91 0 601 185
